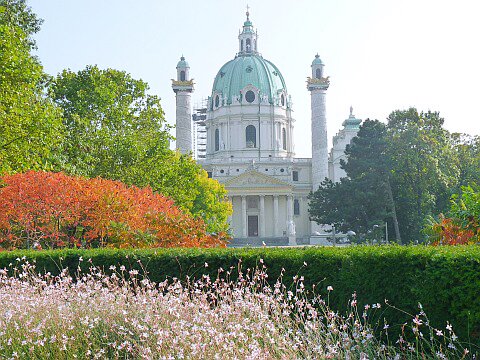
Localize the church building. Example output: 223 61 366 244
172 11 361 245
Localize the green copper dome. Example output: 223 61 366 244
211 54 287 106
312 54 323 66
177 56 189 68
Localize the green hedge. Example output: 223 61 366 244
1 246 479 346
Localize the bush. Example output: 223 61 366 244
0 171 227 249
425 185 480 245
0 245 478 346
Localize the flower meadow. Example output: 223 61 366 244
0 258 474 359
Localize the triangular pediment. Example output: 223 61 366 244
225 170 292 188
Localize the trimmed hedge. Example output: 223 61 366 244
1 245 479 345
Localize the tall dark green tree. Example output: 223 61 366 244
342 119 401 242
309 120 400 242
310 108 461 243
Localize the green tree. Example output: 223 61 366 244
387 108 458 241
309 120 400 242
50 66 171 177
451 134 480 190
0 0 42 46
0 1 63 174
342 119 401 242
191 170 232 234
310 109 460 243
50 66 231 233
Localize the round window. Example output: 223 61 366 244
281 94 285 106
245 90 255 103
215 95 219 107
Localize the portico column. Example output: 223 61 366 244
287 195 293 221
241 195 247 237
273 195 279 237
259 195 265 237
287 195 296 246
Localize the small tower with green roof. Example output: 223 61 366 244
329 107 362 182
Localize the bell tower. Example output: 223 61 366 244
172 56 194 155
307 54 330 192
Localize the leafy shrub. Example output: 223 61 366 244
425 185 480 245
0 245 478 346
0 171 227 249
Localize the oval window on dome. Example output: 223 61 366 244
245 90 255 103
281 94 285 106
215 95 219 108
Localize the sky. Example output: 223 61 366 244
30 0 480 157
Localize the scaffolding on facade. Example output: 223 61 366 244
192 99 208 160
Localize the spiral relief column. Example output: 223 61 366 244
172 56 194 155
307 54 330 192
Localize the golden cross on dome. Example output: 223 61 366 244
246 4 250 20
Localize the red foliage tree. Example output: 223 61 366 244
0 171 227 249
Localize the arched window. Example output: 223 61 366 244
215 95 219 108
215 129 220 151
246 38 251 51
282 128 287 150
315 68 321 79
281 94 285 106
246 125 256 148
241 40 244 52
254 39 256 51
180 70 186 81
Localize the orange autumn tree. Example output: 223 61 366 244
0 171 228 249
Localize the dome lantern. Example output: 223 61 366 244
176 55 190 82
238 6 258 56
311 54 324 79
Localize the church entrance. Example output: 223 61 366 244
248 215 258 237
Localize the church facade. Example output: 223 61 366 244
172 11 361 245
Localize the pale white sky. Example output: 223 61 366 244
31 0 480 157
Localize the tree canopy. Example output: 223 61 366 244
0 1 232 237
50 66 231 233
0 0 63 173
309 108 475 243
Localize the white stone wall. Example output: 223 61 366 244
329 128 360 182
205 101 295 160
